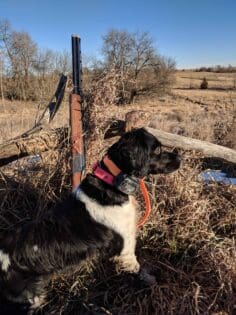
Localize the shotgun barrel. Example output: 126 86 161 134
72 35 82 95
70 35 85 190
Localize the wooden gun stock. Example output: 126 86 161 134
70 35 85 190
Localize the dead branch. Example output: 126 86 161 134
0 127 68 167
145 127 236 164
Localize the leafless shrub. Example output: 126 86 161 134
200 77 208 89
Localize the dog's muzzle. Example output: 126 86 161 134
149 151 181 174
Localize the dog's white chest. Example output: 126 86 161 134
78 191 137 237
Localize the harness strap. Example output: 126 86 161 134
137 179 151 228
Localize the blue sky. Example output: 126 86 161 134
0 0 235 69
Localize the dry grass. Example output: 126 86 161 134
175 70 236 90
1 147 235 315
0 96 69 143
0 71 236 314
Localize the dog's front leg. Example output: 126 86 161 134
113 222 156 284
113 234 140 274
112 205 140 274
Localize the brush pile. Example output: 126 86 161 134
0 72 236 315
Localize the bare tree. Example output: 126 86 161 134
102 29 175 102
33 49 71 99
8 31 37 99
102 29 134 70
132 32 155 79
53 51 71 74
0 20 11 99
0 20 72 101
34 49 55 78
0 20 12 57
0 20 38 100
0 50 4 100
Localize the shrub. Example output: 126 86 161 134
200 77 208 89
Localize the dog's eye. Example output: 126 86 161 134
155 146 162 155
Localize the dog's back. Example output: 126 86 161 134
0 194 120 305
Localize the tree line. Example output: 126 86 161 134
0 20 71 101
0 20 176 103
195 65 236 73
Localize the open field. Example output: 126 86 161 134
1 72 236 147
175 70 236 90
0 71 236 314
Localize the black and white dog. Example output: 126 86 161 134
0 128 180 310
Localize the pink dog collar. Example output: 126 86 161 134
92 156 140 195
92 162 115 185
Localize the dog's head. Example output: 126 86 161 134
107 128 180 178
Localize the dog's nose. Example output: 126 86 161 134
175 156 181 166
169 151 181 168
168 154 181 171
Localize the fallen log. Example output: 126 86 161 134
0 128 68 167
124 110 236 164
1 120 236 168
145 127 236 164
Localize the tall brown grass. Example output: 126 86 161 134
0 71 235 314
1 146 235 314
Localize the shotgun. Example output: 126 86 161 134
70 35 85 190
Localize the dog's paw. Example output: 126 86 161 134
28 295 45 313
112 255 140 274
